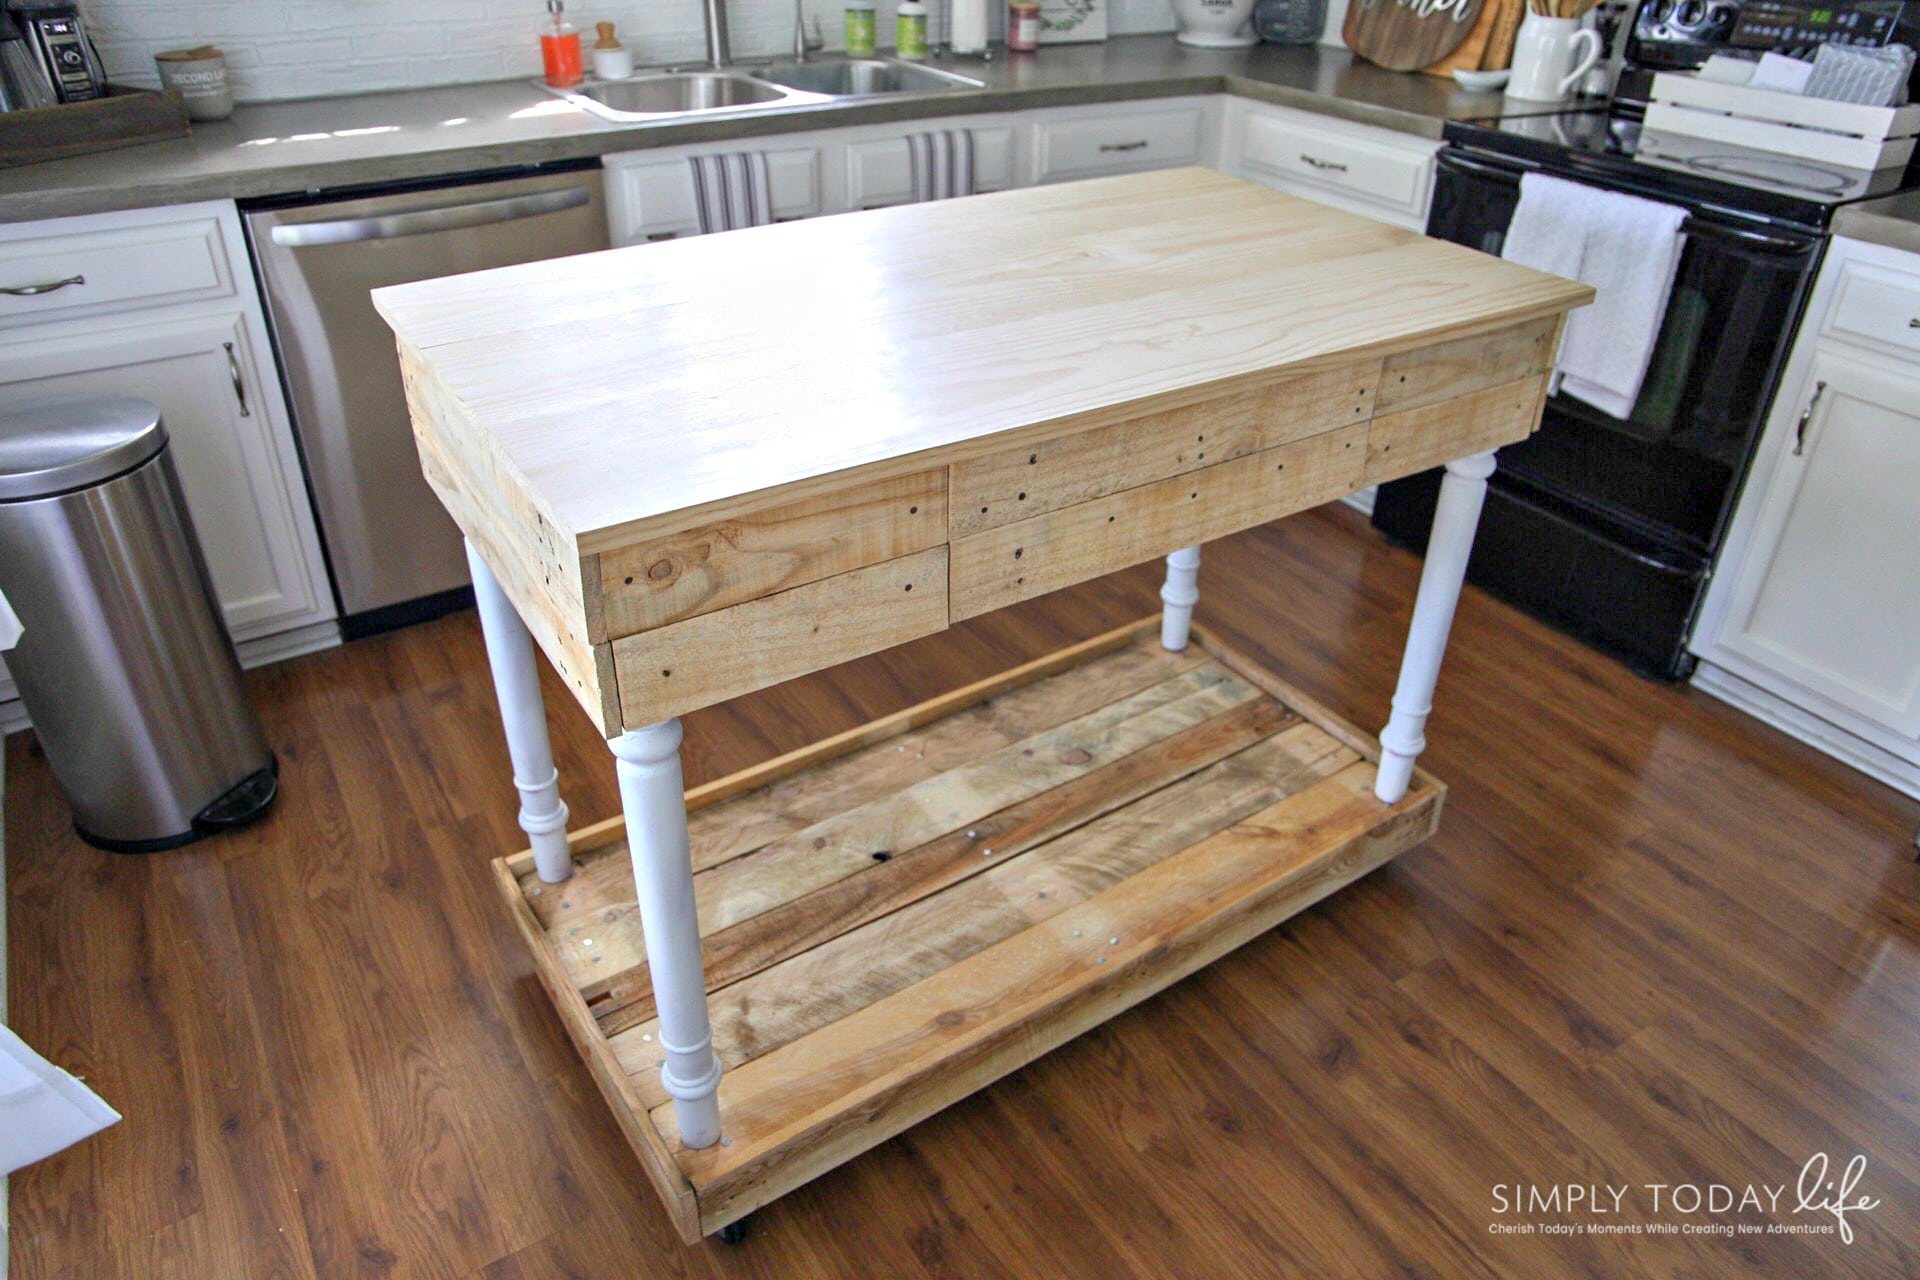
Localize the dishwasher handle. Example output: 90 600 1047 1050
268 186 593 247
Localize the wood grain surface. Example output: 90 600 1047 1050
376 169 1582 552
14 505 1912 1276
379 169 1589 734
1346 0 1487 72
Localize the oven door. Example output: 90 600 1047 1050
1422 145 1823 552
1375 145 1825 678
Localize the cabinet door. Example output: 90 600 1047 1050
606 146 824 245
1710 349 1920 737
845 123 1016 210
0 310 333 642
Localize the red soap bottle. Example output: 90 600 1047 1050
541 0 584 87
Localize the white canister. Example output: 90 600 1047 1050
1505 14 1601 102
591 22 633 80
154 46 233 121
1173 0 1260 47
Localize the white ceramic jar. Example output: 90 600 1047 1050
1173 0 1260 47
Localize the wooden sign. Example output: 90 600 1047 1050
1345 0 1486 72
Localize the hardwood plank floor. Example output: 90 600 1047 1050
7 504 1918 1278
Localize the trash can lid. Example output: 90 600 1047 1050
0 395 166 501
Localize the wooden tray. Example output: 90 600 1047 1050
493 617 1445 1243
0 86 190 169
1647 71 1920 170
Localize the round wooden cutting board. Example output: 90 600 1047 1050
1344 0 1486 71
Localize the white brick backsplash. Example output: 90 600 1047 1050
81 0 1176 101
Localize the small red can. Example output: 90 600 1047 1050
1008 0 1041 51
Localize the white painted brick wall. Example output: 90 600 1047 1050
81 0 1176 103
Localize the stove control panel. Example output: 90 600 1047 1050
1631 0 1920 66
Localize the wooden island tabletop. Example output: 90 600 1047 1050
374 167 1590 736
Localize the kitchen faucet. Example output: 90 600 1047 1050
701 0 731 66
701 0 814 67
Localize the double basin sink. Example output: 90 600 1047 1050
543 58 986 122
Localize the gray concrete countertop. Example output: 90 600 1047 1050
0 38 1521 223
1833 190 1920 257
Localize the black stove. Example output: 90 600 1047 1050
1371 0 1920 680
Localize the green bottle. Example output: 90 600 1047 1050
845 0 876 56
896 0 928 60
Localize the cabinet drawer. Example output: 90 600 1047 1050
1033 106 1204 184
1235 112 1432 222
0 213 234 327
846 125 1015 209
1823 258 1920 357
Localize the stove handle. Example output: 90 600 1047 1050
1436 149 1532 186
1436 150 1812 256
1677 218 1813 256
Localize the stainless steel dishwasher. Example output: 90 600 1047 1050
247 164 608 635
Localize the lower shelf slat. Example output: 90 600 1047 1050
494 618 1443 1242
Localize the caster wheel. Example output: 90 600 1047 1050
715 1218 751 1246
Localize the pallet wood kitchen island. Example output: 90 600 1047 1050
373 167 1589 1245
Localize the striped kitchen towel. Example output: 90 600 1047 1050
689 151 774 234
907 129 977 202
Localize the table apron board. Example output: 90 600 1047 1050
400 314 1557 738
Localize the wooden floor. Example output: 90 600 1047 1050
7 505 1919 1279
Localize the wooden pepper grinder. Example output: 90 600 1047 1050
592 21 633 80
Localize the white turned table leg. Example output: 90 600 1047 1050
609 719 723 1149
466 539 573 884
1375 451 1496 804
1160 544 1202 651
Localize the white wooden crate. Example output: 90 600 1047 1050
1647 72 1920 170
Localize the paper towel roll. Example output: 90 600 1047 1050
952 0 989 53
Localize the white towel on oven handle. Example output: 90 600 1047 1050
1502 172 1688 420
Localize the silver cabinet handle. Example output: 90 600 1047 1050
268 187 591 247
1793 380 1825 456
1098 140 1149 153
1300 154 1348 173
1 273 85 297
223 341 252 417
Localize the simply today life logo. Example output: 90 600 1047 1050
1488 1153 1882 1246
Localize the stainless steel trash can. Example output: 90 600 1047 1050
0 395 276 852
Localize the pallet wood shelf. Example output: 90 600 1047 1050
493 618 1443 1242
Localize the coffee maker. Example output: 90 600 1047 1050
9 2 104 103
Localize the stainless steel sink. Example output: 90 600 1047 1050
539 57 984 123
546 71 802 121
747 58 985 97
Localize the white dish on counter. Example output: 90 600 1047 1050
1453 69 1511 92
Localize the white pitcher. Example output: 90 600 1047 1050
1506 14 1601 102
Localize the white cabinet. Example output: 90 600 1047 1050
604 140 826 245
0 201 335 723
1691 236 1920 798
842 116 1018 210
1028 98 1218 185
1220 98 1440 231
604 114 1020 242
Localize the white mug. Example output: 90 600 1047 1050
1506 15 1601 102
